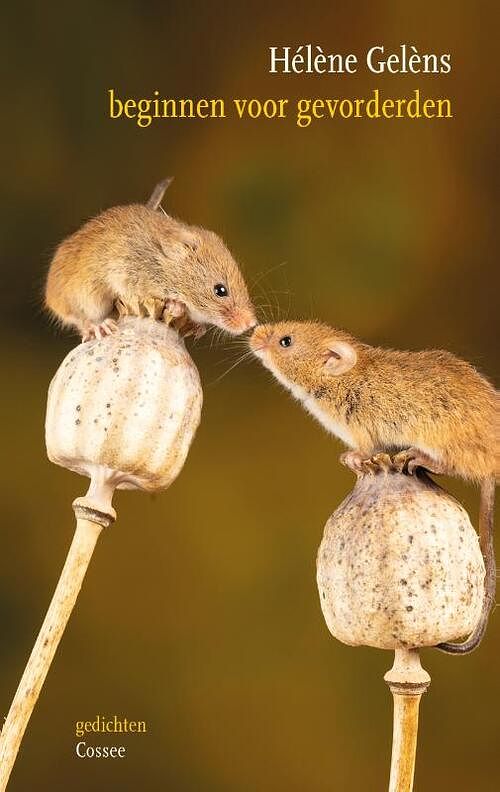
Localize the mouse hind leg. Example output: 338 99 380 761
393 447 446 476
81 293 167 341
71 292 118 342
115 295 166 320
81 317 118 342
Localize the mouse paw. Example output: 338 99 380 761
193 324 207 340
115 296 166 320
340 451 371 475
393 447 444 476
81 318 118 342
163 299 187 325
178 320 207 340
368 453 395 473
141 297 166 320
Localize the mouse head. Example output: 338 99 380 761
175 226 256 335
250 321 359 391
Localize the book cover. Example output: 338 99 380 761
0 2 497 790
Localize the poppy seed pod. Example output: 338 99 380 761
317 456 485 650
45 316 203 494
0 316 203 790
316 453 486 792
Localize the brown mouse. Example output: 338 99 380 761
250 320 498 654
45 178 256 340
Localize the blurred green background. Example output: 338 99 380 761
1 1 498 790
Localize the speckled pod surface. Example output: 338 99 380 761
46 317 203 492
317 466 485 649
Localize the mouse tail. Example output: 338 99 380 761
436 476 496 654
146 177 174 210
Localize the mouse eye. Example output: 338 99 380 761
214 283 229 298
279 335 292 348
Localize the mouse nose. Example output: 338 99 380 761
231 308 257 333
249 324 272 351
241 308 257 330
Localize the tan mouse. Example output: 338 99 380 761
45 178 256 340
250 320 498 654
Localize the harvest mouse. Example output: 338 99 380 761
45 178 256 340
250 320 498 654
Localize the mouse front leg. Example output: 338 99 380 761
191 323 208 340
341 450 400 476
162 298 186 325
161 299 207 338
173 316 207 339
340 451 372 475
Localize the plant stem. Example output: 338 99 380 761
384 648 431 792
0 475 115 790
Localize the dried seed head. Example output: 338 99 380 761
45 317 203 492
317 459 485 650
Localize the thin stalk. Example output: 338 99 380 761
0 475 116 791
384 648 431 792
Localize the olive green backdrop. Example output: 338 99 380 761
1 1 498 790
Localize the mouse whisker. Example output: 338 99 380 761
251 261 292 323
208 350 255 385
262 285 279 323
307 292 317 321
214 347 254 366
227 342 254 352
206 326 226 348
256 303 278 323
251 276 289 324
250 261 287 289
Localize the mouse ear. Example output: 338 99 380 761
324 341 357 375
